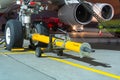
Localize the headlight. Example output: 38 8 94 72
73 25 76 30
80 26 84 30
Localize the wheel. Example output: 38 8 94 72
5 19 23 51
57 50 63 56
35 47 42 57
30 23 49 49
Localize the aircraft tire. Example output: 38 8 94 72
30 23 49 49
5 19 23 51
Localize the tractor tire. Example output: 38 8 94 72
5 19 23 51
35 47 42 57
30 23 49 49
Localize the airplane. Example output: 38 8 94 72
0 0 114 57
0 0 114 28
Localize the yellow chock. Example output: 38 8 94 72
11 48 25 52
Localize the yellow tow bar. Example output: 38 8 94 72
32 33 95 58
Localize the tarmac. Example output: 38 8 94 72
0 31 120 80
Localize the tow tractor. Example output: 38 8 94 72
4 0 95 58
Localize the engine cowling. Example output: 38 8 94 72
93 3 114 21
58 3 93 25
0 0 16 13
49 0 79 6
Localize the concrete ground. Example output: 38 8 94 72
0 42 120 80
0 31 120 80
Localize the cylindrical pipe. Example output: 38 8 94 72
32 33 93 58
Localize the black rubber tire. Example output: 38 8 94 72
35 23 49 37
57 50 63 56
5 19 23 51
35 47 42 57
30 23 49 48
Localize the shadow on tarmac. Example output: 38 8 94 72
62 53 111 68
43 51 111 68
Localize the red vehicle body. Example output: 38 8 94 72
32 15 70 31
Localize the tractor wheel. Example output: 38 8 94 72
30 23 49 49
35 47 42 57
57 50 63 56
5 20 23 51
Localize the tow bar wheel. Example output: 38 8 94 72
5 20 23 51
35 47 42 57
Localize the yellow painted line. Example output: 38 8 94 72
2 52 28 55
11 48 25 50
1 51 34 55
1 49 120 79
42 54 120 80
0 48 25 52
